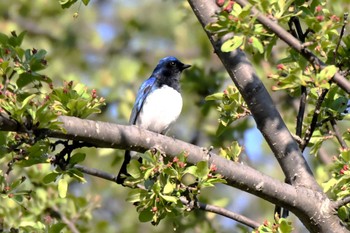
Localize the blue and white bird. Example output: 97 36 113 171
116 56 191 184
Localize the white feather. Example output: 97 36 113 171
136 85 182 133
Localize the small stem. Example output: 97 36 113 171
301 89 328 151
334 195 350 210
51 205 79 233
334 13 348 63
74 164 119 183
288 17 307 139
197 201 260 229
296 86 307 137
330 118 348 150
2 70 16 92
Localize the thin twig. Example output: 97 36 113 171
334 195 350 210
330 118 348 150
74 164 119 183
296 87 307 137
289 17 308 138
197 201 260 229
74 164 261 229
334 13 348 63
51 205 79 233
2 70 16 92
301 89 328 151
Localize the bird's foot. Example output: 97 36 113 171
201 146 213 160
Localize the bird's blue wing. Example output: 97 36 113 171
129 76 157 124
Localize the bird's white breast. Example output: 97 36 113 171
136 85 182 133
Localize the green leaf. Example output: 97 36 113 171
43 172 59 184
82 0 90 5
341 151 350 162
58 178 68 198
127 159 141 178
18 140 49 167
160 194 178 203
251 36 264 53
196 161 209 179
338 206 349 221
205 92 224 101
68 168 86 183
221 36 244 52
8 31 27 47
181 173 197 186
183 166 197 176
69 152 86 165
14 195 23 203
329 96 348 113
216 121 231 136
10 176 26 190
278 218 293 233
0 33 9 44
139 208 153 222
59 0 78 8
126 189 144 203
21 94 36 108
48 223 66 233
318 65 337 82
163 181 174 194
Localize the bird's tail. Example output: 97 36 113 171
116 150 131 185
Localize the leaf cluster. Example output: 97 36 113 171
206 85 250 136
254 215 293 233
207 0 350 230
323 149 350 225
125 150 226 226
0 31 105 231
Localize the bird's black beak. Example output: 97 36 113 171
181 63 191 71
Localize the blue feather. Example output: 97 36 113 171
129 77 157 124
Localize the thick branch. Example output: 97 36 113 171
0 114 344 232
187 0 318 191
1 114 299 213
187 1 347 232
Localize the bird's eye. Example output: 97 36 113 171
169 61 176 66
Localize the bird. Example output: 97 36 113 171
116 56 191 185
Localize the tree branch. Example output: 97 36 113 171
51 205 79 233
288 17 307 139
0 112 345 232
296 86 307 137
301 89 329 151
330 118 348 150
196 202 260 229
334 196 350 210
233 0 350 93
187 1 348 232
75 164 261 229
0 114 299 213
74 164 119 183
187 0 319 191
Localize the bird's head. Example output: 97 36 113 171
153 56 191 77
